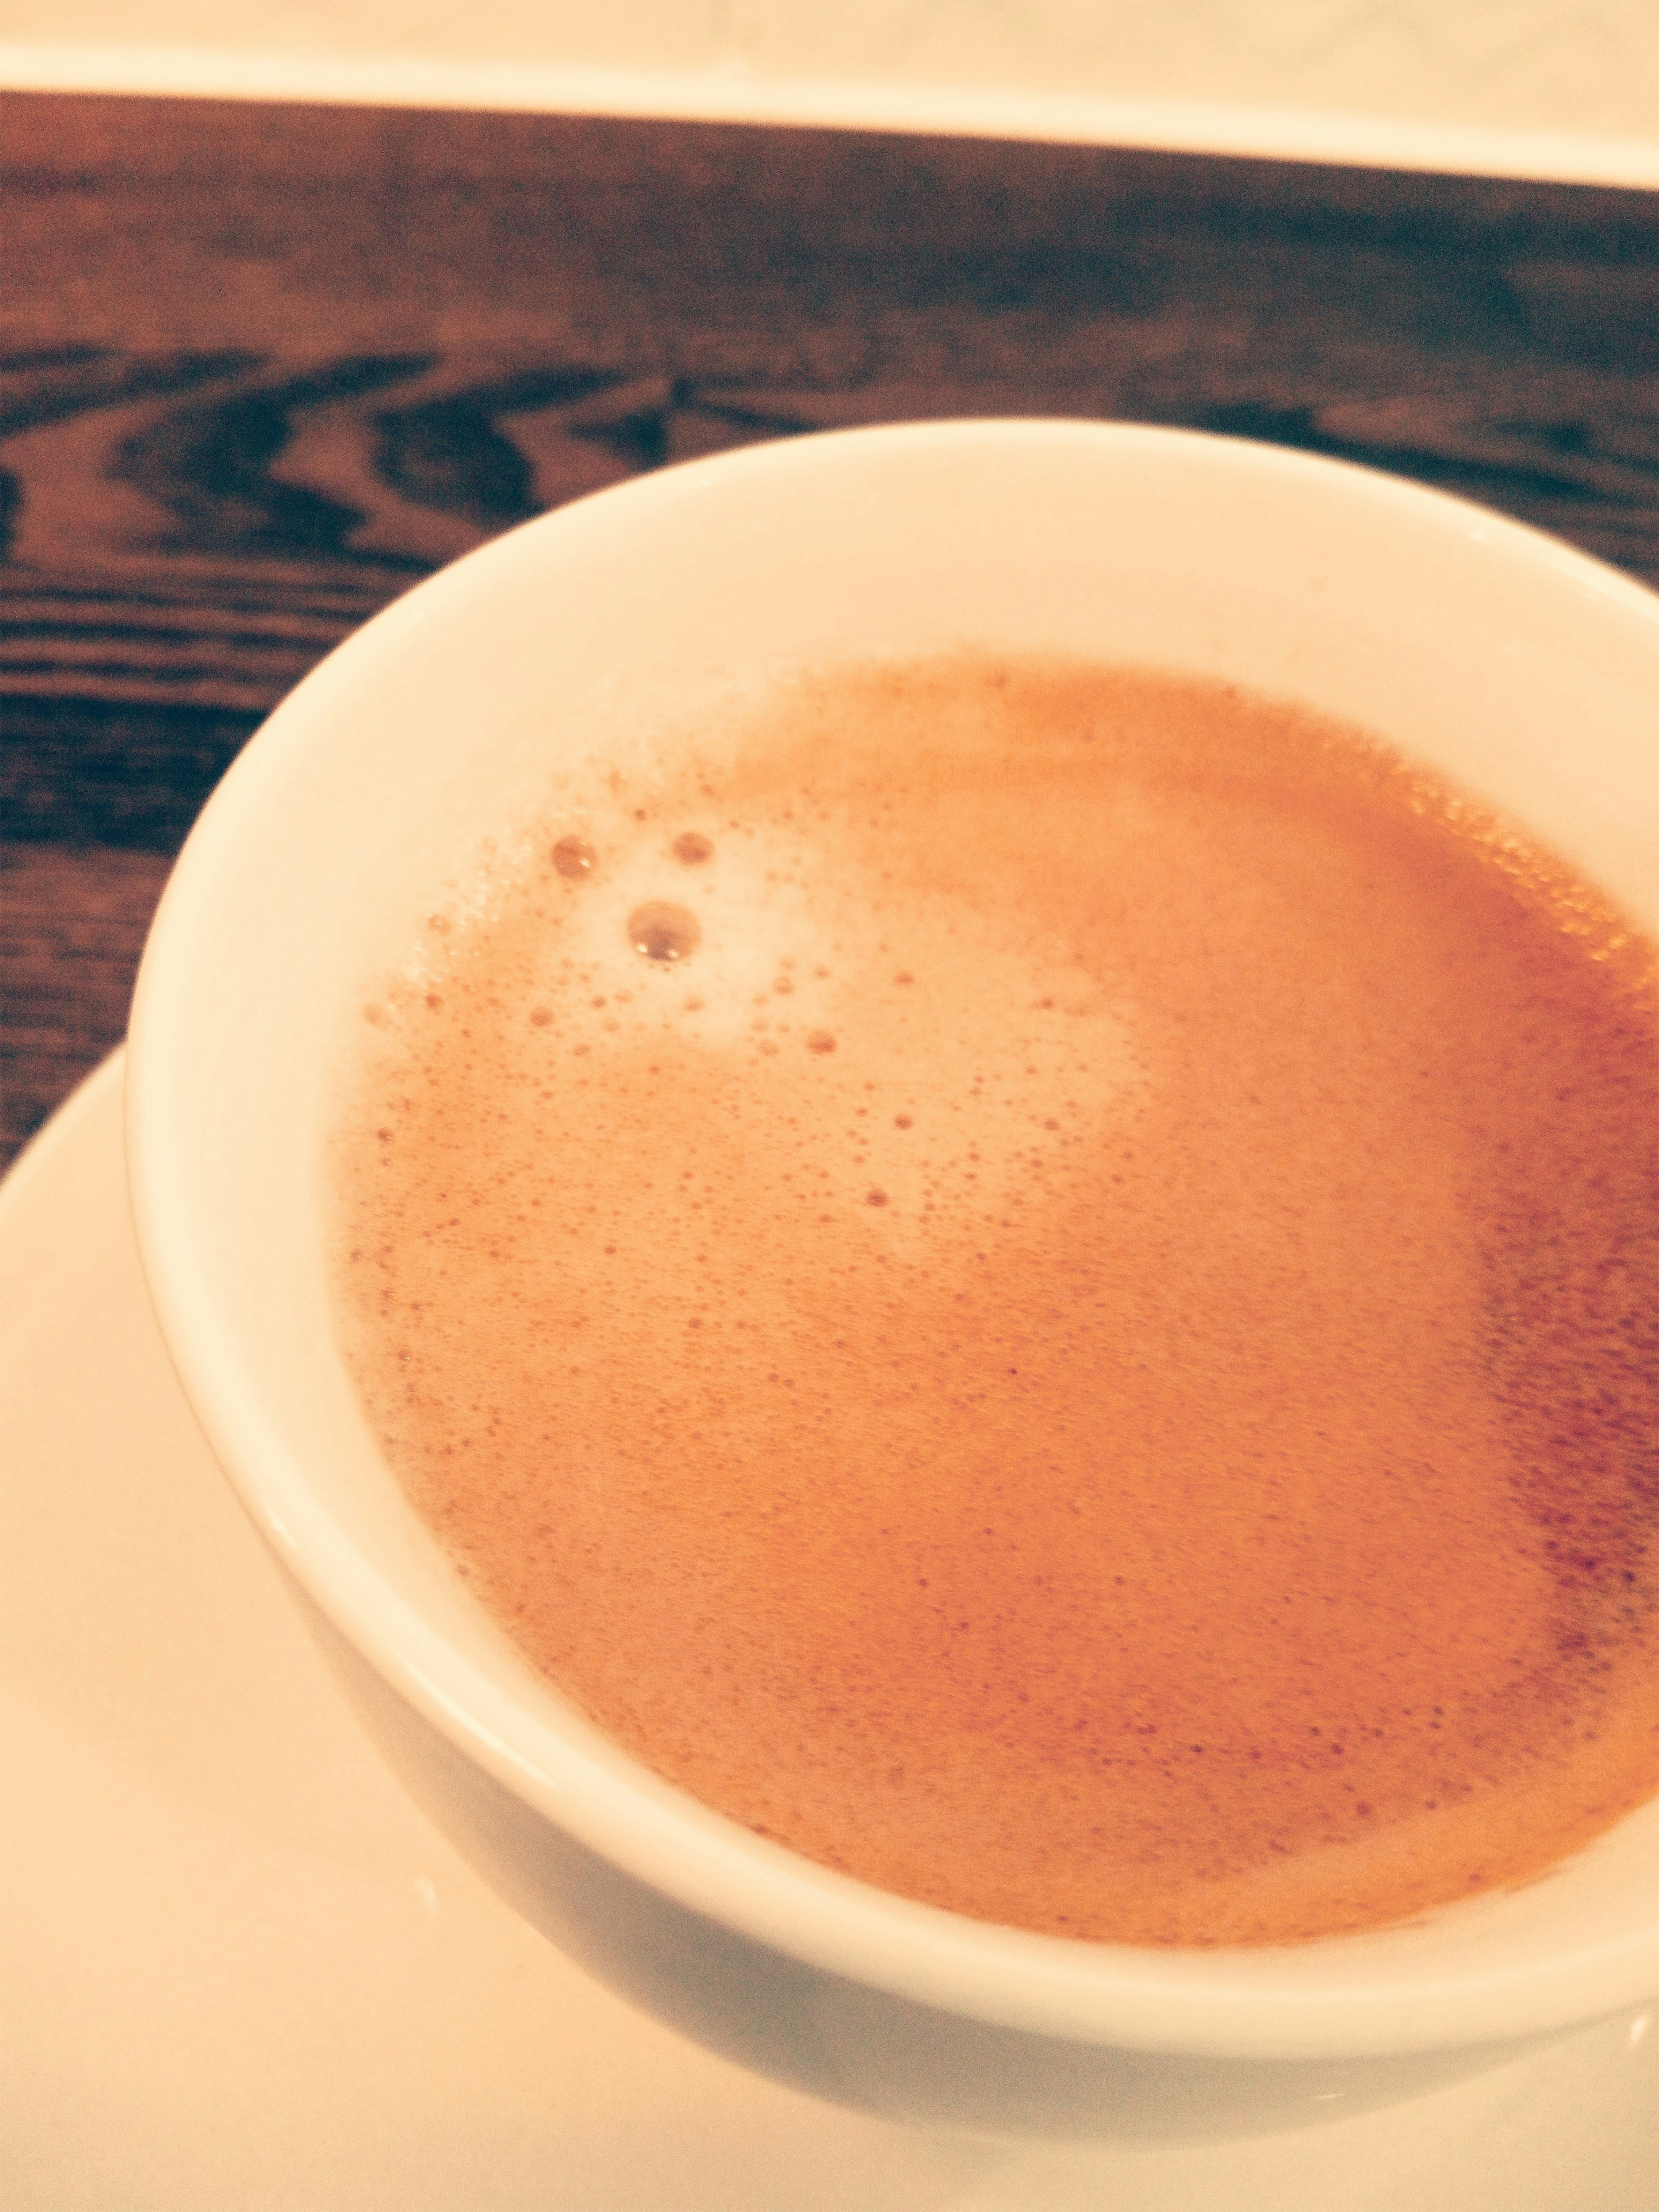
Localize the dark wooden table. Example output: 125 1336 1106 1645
3 89 1657 1170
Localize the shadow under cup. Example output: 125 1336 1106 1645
126 420 1659 2139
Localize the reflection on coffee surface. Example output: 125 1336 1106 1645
334 658 1659 1946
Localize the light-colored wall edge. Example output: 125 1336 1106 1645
3 42 1658 189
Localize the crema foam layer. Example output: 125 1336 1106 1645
334 659 1659 1946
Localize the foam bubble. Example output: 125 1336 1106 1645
627 901 702 963
552 833 596 880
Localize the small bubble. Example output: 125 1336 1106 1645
552 835 596 880
672 831 714 865
895 1114 912 1128
866 1188 890 1207
529 1007 553 1027
628 901 702 963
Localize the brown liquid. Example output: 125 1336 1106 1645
334 658 1659 1946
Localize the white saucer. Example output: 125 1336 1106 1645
4 1052 1658 2211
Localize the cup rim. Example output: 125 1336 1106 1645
127 414 1659 2063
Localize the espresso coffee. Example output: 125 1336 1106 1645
333 657 1659 1948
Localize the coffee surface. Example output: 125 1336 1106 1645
334 658 1659 1945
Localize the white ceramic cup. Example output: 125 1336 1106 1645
126 420 1659 2141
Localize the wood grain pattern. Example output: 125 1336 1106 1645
0 841 171 1160
3 92 1657 1163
